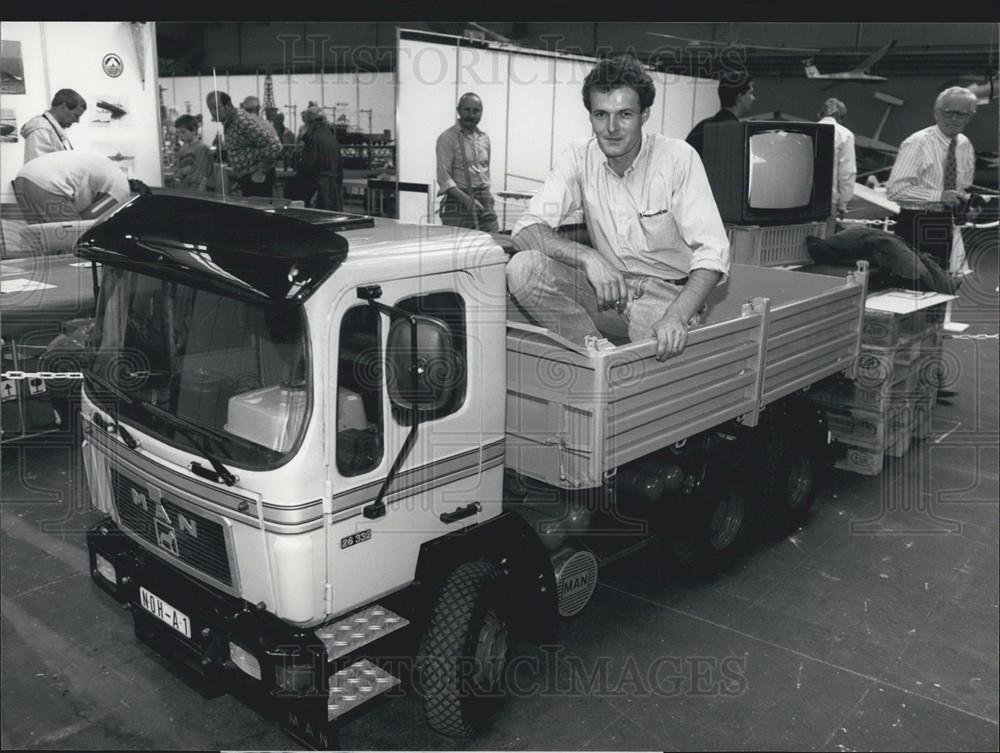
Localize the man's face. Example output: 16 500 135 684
456 96 483 129
206 97 224 122
54 101 86 128
588 87 649 165
176 126 196 144
934 95 975 138
735 82 755 118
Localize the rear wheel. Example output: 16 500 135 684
669 477 749 573
752 402 828 536
417 561 510 738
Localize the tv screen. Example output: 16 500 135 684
748 130 815 210
701 120 834 225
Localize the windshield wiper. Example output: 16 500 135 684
133 399 239 487
84 368 237 486
82 370 139 449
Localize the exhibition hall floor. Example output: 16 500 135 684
2 235 997 751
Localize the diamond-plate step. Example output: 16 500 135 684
315 604 409 661
327 659 401 721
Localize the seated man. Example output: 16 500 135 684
506 56 730 361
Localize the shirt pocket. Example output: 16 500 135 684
637 208 686 251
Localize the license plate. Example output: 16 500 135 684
138 586 192 639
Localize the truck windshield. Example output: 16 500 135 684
87 267 310 469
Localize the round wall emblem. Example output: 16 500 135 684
102 53 124 78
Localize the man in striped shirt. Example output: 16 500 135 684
887 87 978 270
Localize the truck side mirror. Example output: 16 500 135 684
385 314 459 413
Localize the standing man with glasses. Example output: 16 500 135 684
887 87 978 270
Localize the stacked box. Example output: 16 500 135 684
810 306 945 476
726 219 833 267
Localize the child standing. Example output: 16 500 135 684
174 114 213 192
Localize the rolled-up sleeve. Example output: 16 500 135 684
511 144 585 237
671 145 730 282
436 129 458 195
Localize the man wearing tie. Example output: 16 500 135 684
887 87 978 270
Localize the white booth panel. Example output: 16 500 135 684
690 75 720 130
457 46 509 206
397 35 460 223
504 54 556 188
550 58 596 172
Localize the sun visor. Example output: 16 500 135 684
76 193 366 305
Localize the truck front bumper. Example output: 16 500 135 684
86 517 334 735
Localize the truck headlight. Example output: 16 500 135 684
94 553 117 585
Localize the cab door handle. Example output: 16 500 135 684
439 501 481 524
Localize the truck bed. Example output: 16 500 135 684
505 263 867 489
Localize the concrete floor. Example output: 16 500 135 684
2 233 998 751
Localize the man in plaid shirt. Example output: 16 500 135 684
206 90 283 198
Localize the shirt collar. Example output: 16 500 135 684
819 116 836 125
43 111 67 139
932 125 957 145
454 123 480 138
602 132 650 177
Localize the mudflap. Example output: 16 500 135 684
415 511 558 645
280 695 339 751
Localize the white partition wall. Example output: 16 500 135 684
396 32 459 224
396 29 717 226
690 75 722 130
549 58 599 171
504 54 555 194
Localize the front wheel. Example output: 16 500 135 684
417 561 510 738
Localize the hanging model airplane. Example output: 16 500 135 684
804 40 897 82
646 31 819 54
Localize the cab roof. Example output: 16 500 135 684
77 193 361 305
76 193 505 305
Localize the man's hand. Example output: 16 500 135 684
941 189 966 207
582 254 627 308
651 312 689 361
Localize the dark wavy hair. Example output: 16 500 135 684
718 75 753 108
581 55 656 113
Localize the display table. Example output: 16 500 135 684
1 254 98 442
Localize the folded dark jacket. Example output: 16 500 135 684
805 225 959 295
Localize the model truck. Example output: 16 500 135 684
79 194 867 747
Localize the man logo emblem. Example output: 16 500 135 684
155 519 180 557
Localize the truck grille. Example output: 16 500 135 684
111 469 233 586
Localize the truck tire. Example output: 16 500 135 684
417 561 510 738
669 478 749 573
753 403 828 535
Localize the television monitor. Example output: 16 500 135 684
702 120 835 225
